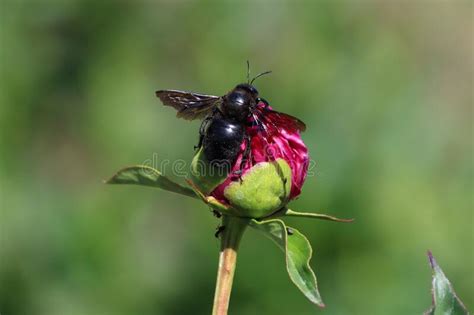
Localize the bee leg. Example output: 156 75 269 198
195 135 204 151
195 127 204 151
240 133 252 178
230 169 243 183
232 133 251 183
257 97 270 109
215 225 225 238
212 209 222 218
195 116 212 150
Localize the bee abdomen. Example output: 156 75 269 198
203 118 244 170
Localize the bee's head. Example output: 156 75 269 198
235 83 259 98
219 64 272 121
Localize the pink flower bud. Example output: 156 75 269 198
207 102 309 218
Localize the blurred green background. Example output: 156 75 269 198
0 1 472 314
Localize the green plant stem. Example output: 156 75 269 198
212 216 249 315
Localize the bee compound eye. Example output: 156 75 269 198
248 85 258 96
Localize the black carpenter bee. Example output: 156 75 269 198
155 63 306 175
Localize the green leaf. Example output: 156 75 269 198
106 165 197 199
249 219 324 308
425 251 469 315
265 207 354 223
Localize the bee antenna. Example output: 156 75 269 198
250 70 272 85
246 60 251 84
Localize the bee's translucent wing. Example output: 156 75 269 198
266 109 306 132
156 90 221 120
254 107 306 133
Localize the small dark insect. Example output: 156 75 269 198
215 225 225 238
156 62 306 175
286 227 294 236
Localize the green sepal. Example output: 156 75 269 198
425 251 469 315
105 165 197 199
249 218 325 308
189 147 229 195
224 159 291 218
184 179 240 217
